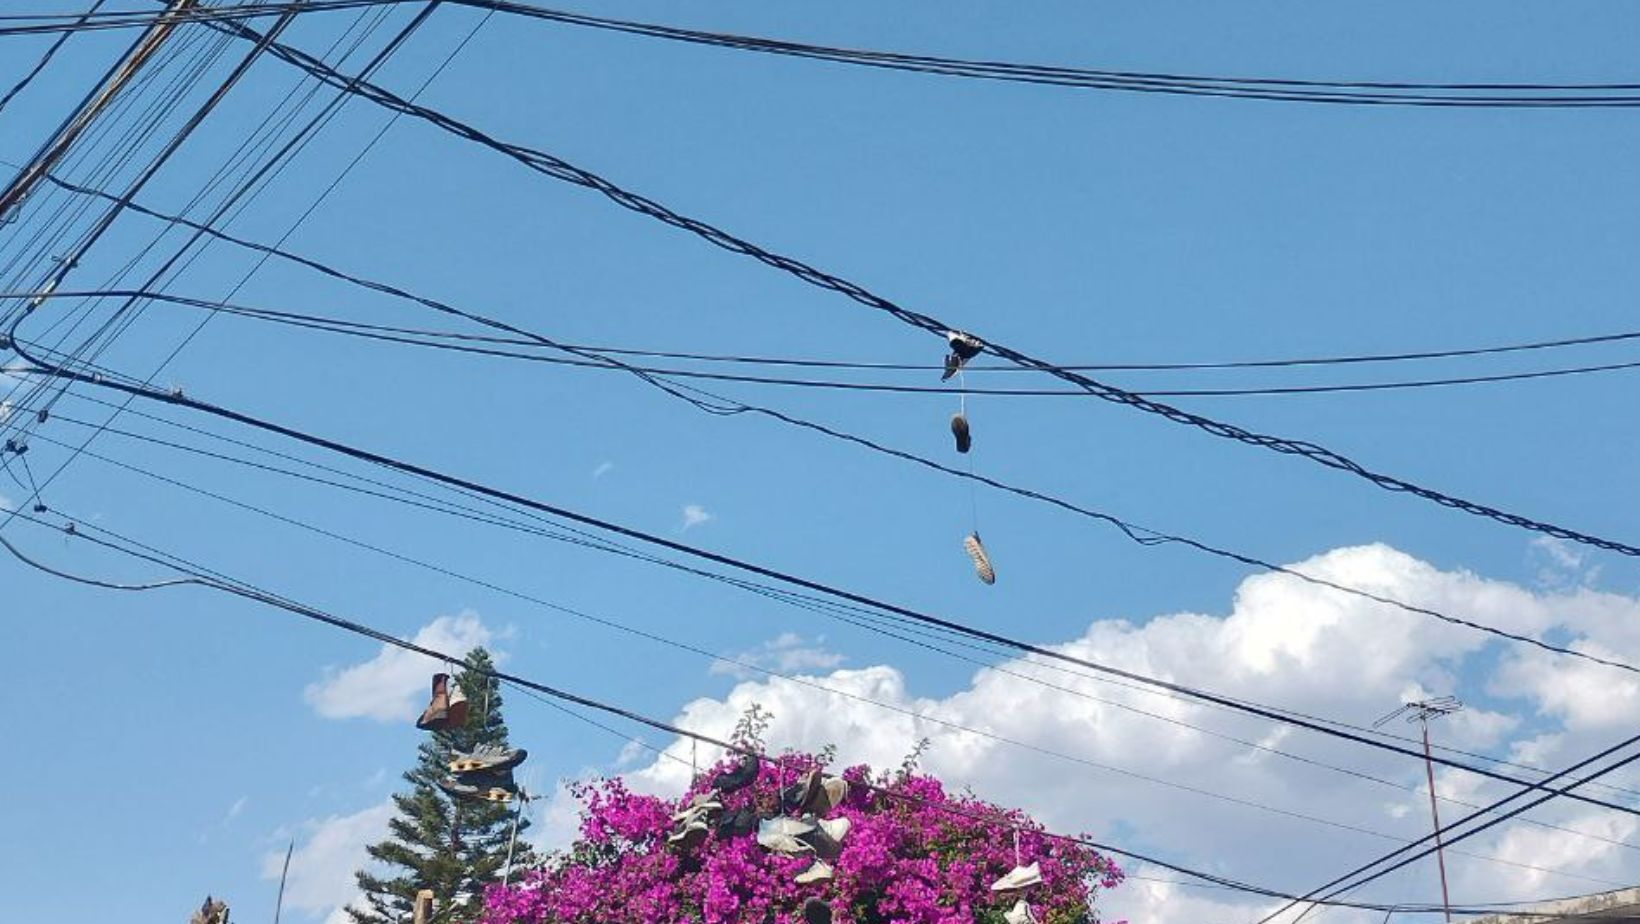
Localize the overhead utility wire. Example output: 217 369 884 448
1258 731 1640 924
32 389 1640 808
218 25 1640 561
0 512 1578 918
439 0 1640 108
0 3 443 524
25 375 1640 806
0 0 424 37
12 337 1640 821
22 288 1640 399
7 196 1632 682
21 409 1637 863
0 0 111 116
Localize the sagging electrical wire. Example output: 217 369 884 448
11 332 1640 822
0 508 1592 918
215 20 1640 562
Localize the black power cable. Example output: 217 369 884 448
0 509 1590 918
0 0 110 117
214 21 1640 562
4 185 1632 683
12 289 1640 400
12 330 1640 822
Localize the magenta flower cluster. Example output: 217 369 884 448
483 752 1124 924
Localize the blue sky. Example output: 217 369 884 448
5 3 1640 923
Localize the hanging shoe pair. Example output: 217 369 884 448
757 816 817 856
941 331 985 381
439 767 518 803
416 673 470 732
991 861 1042 892
965 533 996 585
671 792 723 823
784 770 850 816
797 815 851 858
450 744 526 774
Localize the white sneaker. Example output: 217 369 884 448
757 816 817 855
965 533 997 585
794 859 834 884
991 862 1041 892
1003 899 1039 924
816 816 851 845
816 777 849 814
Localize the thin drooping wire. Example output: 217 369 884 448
441 0 1640 109
14 341 1640 822
19 287 1640 399
1257 731 1640 924
8 200 1634 685
0 3 443 527
19 406 1638 864
0 1 424 37
24 386 1640 810
216 24 1640 561
0 0 110 117
0 511 1583 918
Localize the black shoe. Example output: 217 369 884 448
717 806 757 838
713 754 760 794
782 770 822 815
948 331 984 362
951 413 971 454
802 898 833 924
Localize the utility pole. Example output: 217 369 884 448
1376 696 1463 923
0 0 200 222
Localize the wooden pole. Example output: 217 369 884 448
412 890 434 924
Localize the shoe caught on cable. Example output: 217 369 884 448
1003 899 1040 924
672 792 723 822
802 898 833 924
799 815 851 858
416 674 451 731
965 533 996 585
991 861 1042 892
439 769 517 803
713 753 760 794
794 859 834 884
941 331 984 380
813 776 849 815
716 806 757 838
757 816 817 855
446 678 470 729
450 743 527 774
667 818 710 851
951 412 971 454
783 769 823 815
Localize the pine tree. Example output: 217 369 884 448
351 648 535 924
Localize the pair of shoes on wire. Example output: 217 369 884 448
440 744 528 803
450 743 526 774
416 673 469 732
669 791 724 851
438 767 519 803
783 770 851 816
942 330 985 381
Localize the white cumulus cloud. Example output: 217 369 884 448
263 801 394 917
303 613 494 722
680 504 713 531
710 632 845 680
616 544 1640 922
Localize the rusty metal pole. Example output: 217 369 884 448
1419 719 1454 923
